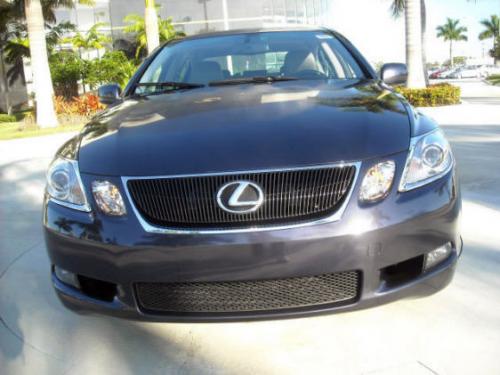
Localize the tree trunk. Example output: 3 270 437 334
421 0 429 85
202 0 209 31
0 48 12 115
405 0 426 88
144 0 160 55
25 0 58 127
450 40 453 67
495 37 500 66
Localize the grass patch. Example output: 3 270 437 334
0 122 83 141
0 114 17 123
486 74 500 86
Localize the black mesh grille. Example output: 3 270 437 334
127 165 356 229
135 271 360 314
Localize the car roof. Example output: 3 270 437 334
179 26 330 41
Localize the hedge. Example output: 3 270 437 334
395 83 461 107
487 74 500 86
0 114 17 123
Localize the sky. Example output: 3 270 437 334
326 0 500 64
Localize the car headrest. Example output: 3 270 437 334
189 61 224 84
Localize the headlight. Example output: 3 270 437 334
92 180 127 216
46 157 90 211
399 129 453 192
359 160 396 202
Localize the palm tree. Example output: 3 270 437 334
2 21 75 85
5 0 93 128
478 15 499 65
436 18 468 67
46 21 76 48
144 0 160 54
69 22 110 59
24 0 58 127
390 0 429 85
405 0 426 88
124 13 183 59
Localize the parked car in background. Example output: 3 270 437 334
429 68 446 79
480 65 500 77
449 66 483 79
437 67 460 79
43 28 462 321
428 68 443 79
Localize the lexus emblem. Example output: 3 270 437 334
216 181 264 214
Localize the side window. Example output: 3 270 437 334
140 62 164 83
323 38 364 78
317 48 336 78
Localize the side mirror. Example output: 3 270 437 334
380 63 408 85
98 83 122 105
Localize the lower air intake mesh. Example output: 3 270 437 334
135 271 360 314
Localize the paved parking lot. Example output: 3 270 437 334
1 80 500 374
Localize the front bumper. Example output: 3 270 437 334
43 156 462 322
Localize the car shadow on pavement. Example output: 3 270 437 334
2 261 221 374
0 156 227 374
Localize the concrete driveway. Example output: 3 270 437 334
1 80 500 375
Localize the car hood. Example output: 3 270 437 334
77 80 410 176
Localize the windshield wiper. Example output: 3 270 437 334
134 81 205 96
209 76 299 87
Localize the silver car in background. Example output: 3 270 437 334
450 66 484 79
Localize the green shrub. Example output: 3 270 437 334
0 114 17 123
487 74 500 85
49 51 85 99
86 51 137 88
395 83 461 107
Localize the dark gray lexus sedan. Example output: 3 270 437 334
43 28 462 321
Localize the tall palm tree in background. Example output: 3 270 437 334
3 0 93 128
24 0 58 127
436 18 468 67
390 0 429 85
405 0 426 88
478 15 499 65
144 0 160 54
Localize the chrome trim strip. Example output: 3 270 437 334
48 197 92 212
121 161 361 235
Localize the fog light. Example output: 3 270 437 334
54 266 80 289
424 242 452 271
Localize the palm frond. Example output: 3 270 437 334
436 18 468 42
390 0 405 18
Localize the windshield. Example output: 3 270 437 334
136 30 366 94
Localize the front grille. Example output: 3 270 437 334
135 271 360 314
127 165 356 229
